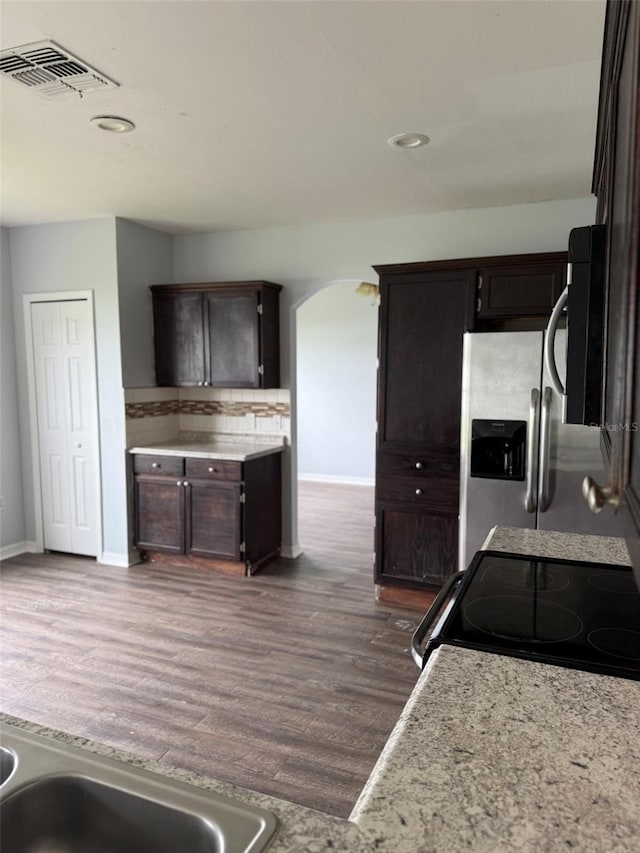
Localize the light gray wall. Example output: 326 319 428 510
0 228 26 552
173 196 597 553
116 218 174 389
8 218 130 562
297 281 377 482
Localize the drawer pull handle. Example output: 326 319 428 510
415 488 423 496
582 476 620 513
415 462 423 470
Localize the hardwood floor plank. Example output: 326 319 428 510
0 481 421 817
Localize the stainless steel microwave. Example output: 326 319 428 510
545 224 606 426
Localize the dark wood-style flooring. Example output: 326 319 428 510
0 482 420 817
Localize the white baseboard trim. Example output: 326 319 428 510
99 549 141 567
298 473 375 487
0 540 39 561
280 544 303 559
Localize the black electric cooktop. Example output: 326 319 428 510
425 551 640 680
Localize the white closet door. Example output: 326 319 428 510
31 300 99 556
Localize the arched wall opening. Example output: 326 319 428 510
288 278 378 558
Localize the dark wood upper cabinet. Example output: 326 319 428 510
591 0 640 578
151 281 282 388
476 259 566 320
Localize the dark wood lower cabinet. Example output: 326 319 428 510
134 475 185 553
188 480 242 560
375 505 458 587
133 452 281 574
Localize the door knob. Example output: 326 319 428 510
582 476 620 514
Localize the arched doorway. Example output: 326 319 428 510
292 279 378 565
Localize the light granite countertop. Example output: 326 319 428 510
128 436 286 462
2 527 639 852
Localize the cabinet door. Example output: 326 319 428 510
187 479 242 560
135 475 185 552
152 292 205 386
375 504 458 587
204 291 259 387
595 1 639 514
476 263 565 320
378 270 473 451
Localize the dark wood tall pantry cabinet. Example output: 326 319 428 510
590 0 640 578
374 266 474 588
374 252 567 593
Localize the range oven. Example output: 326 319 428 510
412 551 640 681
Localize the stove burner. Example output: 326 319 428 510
496 565 569 592
587 572 640 595
463 596 584 643
587 629 640 661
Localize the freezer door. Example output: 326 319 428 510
538 327 624 536
459 332 544 571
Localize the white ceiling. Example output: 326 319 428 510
1 1 605 235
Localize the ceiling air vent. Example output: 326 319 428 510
0 40 118 99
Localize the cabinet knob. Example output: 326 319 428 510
152 462 160 469
176 480 183 486
582 476 620 514
198 381 204 387
415 462 423 470
203 381 209 387
415 488 423 496
183 481 189 487
208 466 217 473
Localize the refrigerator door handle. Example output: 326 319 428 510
544 285 568 397
525 387 540 513
538 386 552 512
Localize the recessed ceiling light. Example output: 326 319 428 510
387 132 430 149
90 115 135 133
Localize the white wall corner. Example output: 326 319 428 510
99 549 141 567
280 544 303 559
0 540 40 561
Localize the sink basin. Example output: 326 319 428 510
2 776 222 853
0 748 16 787
0 724 278 853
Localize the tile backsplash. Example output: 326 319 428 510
125 387 290 446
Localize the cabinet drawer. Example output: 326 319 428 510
133 455 184 476
376 475 459 511
376 451 458 479
185 458 242 481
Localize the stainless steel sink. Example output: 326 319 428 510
0 724 278 853
0 747 16 787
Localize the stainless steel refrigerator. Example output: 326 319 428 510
458 329 623 571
